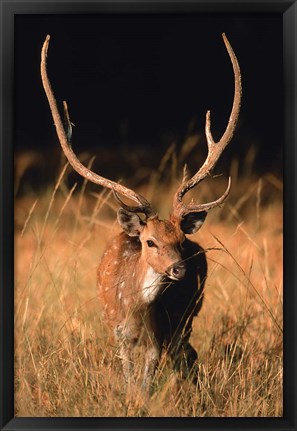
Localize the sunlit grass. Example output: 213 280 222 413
14 145 283 417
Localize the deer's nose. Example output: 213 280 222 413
167 263 186 281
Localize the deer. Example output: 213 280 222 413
40 33 241 392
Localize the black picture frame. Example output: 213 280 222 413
1 0 296 430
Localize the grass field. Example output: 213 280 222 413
14 147 283 417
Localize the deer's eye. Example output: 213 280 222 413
146 240 156 248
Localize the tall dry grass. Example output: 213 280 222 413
14 143 283 417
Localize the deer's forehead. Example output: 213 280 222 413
144 219 183 242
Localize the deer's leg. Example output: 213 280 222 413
115 323 138 383
118 343 134 382
142 343 161 393
169 329 199 383
173 342 198 374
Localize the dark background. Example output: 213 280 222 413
14 13 283 193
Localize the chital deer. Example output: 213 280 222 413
41 33 241 391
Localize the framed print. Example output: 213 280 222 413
1 0 296 430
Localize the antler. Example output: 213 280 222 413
172 33 242 220
40 35 155 218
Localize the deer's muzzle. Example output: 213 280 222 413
166 262 186 281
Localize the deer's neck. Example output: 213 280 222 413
137 256 163 304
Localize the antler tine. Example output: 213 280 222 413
113 190 155 217
40 35 154 217
173 33 242 219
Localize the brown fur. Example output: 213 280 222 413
97 216 207 389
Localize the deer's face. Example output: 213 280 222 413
139 217 186 280
117 209 207 280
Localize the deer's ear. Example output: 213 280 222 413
117 208 145 237
180 211 207 234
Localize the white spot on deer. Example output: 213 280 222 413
142 266 160 303
118 292 122 300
